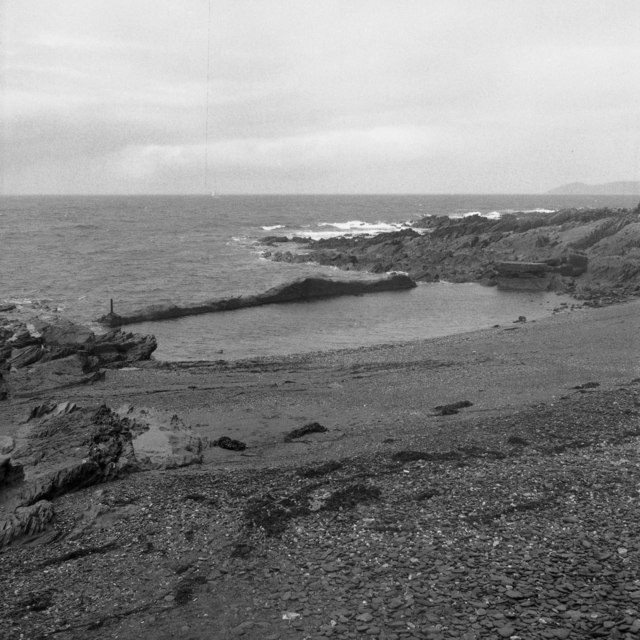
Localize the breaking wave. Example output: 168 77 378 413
449 211 502 220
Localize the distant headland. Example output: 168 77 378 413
547 181 640 195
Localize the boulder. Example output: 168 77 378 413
117 405 206 468
284 422 328 442
212 436 247 451
433 400 474 416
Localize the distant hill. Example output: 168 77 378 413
547 181 640 195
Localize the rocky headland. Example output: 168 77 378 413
263 206 640 305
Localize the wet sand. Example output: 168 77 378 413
3 300 638 469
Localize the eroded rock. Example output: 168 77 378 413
0 402 204 546
0 500 54 547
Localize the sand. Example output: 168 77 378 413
2 299 638 468
2 299 640 640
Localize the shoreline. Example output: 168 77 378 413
2 297 638 462
1 299 640 638
2 203 640 637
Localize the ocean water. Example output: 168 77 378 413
2 194 637 361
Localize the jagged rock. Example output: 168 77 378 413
258 207 640 301
0 303 17 313
18 460 103 506
0 402 205 545
27 400 78 422
7 345 44 369
0 500 54 547
9 329 41 349
91 330 157 364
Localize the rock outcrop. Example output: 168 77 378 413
0 316 157 400
262 207 640 302
97 274 417 327
494 261 554 291
0 402 206 546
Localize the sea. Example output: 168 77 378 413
2 194 637 361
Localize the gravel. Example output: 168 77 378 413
1 385 640 639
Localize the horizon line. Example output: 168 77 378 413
2 191 640 198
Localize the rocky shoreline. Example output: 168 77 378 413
262 206 640 306
2 206 640 639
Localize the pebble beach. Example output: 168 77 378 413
1 299 640 639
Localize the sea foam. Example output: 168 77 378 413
449 211 502 220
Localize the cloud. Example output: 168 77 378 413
2 0 640 194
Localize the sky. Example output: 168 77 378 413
2 0 640 194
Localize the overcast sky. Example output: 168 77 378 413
2 0 640 194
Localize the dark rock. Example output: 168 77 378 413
90 330 157 365
97 274 417 326
9 330 41 349
212 436 247 451
573 382 600 390
20 459 104 506
284 422 328 442
261 235 290 245
0 303 17 313
7 345 44 369
32 318 94 348
0 456 25 488
433 400 473 415
0 372 7 401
